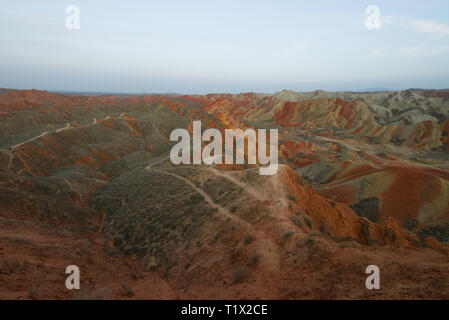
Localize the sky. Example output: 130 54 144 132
0 0 448 94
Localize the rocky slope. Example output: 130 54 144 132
0 89 448 299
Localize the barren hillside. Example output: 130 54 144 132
1 89 449 299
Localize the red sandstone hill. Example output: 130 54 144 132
1 89 449 299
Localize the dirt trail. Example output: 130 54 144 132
145 155 169 169
317 136 360 151
146 162 281 273
207 167 264 201
11 131 52 149
152 121 166 141
63 178 83 199
12 122 73 149
148 166 245 225
97 210 105 235
10 117 108 149
6 149 14 170
56 123 70 132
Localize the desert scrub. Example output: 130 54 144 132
303 215 313 228
248 253 259 266
231 266 248 284
212 229 224 243
230 247 243 261
281 230 295 240
120 284 135 298
291 216 303 228
14 237 30 245
303 232 319 246
131 269 143 280
27 286 39 300
0 258 26 272
319 222 329 234
243 234 256 245
189 193 204 204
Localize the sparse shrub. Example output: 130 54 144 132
303 233 317 246
131 269 143 280
304 216 313 229
0 258 24 272
15 237 30 245
212 230 224 243
337 239 358 249
404 219 419 231
105 247 120 257
121 284 134 298
248 253 259 266
243 234 256 245
73 289 90 300
190 193 204 204
429 276 446 291
113 237 123 247
230 248 242 260
231 266 248 284
90 286 113 300
27 286 39 300
287 194 297 201
320 223 329 234
281 231 295 240
291 216 302 227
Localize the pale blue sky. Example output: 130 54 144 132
1 0 448 93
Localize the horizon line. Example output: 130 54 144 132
1 87 449 97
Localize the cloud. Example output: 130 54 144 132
272 43 310 57
0 11 70 50
380 15 394 26
412 19 449 37
401 45 449 57
368 49 388 58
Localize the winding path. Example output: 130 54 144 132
145 160 281 273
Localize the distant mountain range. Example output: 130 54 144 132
357 87 394 92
